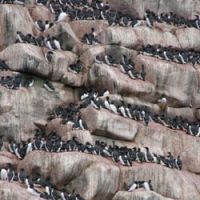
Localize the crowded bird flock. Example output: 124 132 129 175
0 0 199 199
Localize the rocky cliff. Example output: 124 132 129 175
0 0 200 200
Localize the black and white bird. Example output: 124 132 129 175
34 20 53 32
175 155 182 170
45 51 54 63
0 167 8 180
18 168 27 183
43 80 55 92
57 9 68 22
128 182 137 192
143 180 153 191
0 136 3 151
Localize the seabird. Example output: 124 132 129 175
43 80 55 92
144 147 154 162
109 100 118 114
27 182 41 197
45 51 54 63
57 10 68 22
18 168 27 183
104 96 111 110
104 55 114 65
140 64 146 81
128 182 137 192
0 136 3 151
118 101 128 117
0 168 8 180
144 10 154 27
26 138 33 154
143 180 152 191
175 156 182 170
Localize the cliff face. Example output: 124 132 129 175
0 0 200 200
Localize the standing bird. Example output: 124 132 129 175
175 155 182 170
43 80 55 92
45 51 54 63
0 135 3 151
18 168 27 183
144 10 154 28
158 96 168 113
140 64 146 81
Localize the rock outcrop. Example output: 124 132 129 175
0 1 200 200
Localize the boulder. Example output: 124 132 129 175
81 106 138 141
0 5 33 51
44 22 80 50
0 43 78 82
89 63 156 99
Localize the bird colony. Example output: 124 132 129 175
0 0 200 200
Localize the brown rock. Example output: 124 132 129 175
0 181 44 200
81 106 138 141
0 5 33 51
119 164 200 200
18 151 200 200
107 0 198 19
98 26 200 50
135 122 200 174
89 63 155 99
0 43 77 82
28 6 55 22
19 151 120 200
0 81 76 141
69 20 108 40
134 54 198 107
113 190 174 200
44 22 80 50
0 152 18 167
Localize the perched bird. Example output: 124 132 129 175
45 51 54 63
43 80 55 92
0 136 3 151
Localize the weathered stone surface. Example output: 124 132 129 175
69 20 108 40
28 6 55 22
0 181 44 200
81 106 138 141
18 151 200 200
134 54 198 107
44 22 81 50
119 164 200 200
113 190 174 200
135 122 200 174
77 102 200 174
0 5 33 51
98 26 200 51
19 151 120 200
0 43 77 82
107 0 199 19
89 63 155 98
0 152 18 167
0 79 77 140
